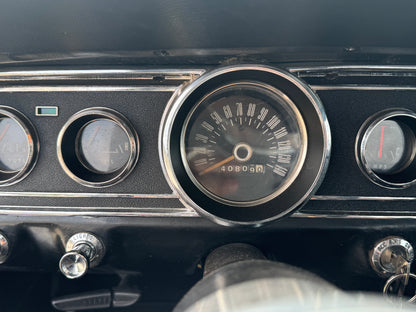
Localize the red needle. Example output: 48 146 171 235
378 125 385 159
0 124 10 142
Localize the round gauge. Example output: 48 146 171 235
363 120 414 175
58 108 139 187
356 109 416 188
76 119 132 174
0 106 39 186
160 65 331 226
0 117 30 172
181 82 307 206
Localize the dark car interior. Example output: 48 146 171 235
2 1 416 311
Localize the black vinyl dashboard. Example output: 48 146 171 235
2 66 416 219
2 0 416 311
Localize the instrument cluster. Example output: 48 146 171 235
0 66 416 226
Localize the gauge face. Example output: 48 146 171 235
181 83 307 206
363 120 414 175
76 119 131 173
0 117 30 172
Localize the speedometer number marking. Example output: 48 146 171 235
183 82 306 205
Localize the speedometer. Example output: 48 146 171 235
181 82 307 206
160 65 331 226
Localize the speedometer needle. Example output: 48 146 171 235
199 155 235 176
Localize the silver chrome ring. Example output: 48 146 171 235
159 64 331 226
57 107 140 188
383 273 416 303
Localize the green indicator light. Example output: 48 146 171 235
36 106 58 116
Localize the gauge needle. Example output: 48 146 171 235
88 125 101 146
199 155 235 176
378 125 385 158
0 124 10 142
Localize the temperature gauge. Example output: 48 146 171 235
356 109 416 188
363 120 414 175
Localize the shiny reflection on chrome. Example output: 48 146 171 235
0 106 39 186
356 109 416 189
59 232 105 279
57 107 140 188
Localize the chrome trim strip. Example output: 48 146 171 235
289 65 416 73
292 211 416 219
0 86 179 92
0 192 179 199
311 85 416 91
0 69 205 81
0 206 198 217
311 195 416 201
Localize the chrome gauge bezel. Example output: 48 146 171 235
180 81 308 207
0 106 39 186
57 107 140 188
356 109 416 189
159 65 331 226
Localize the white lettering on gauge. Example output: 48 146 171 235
266 115 281 130
220 164 265 174
278 140 292 150
274 127 288 139
195 134 208 144
223 105 233 119
257 107 268 121
277 154 292 164
273 165 288 177
236 102 243 117
194 158 208 167
201 121 214 132
247 103 256 117
210 111 222 124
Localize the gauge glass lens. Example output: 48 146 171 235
77 119 131 173
181 83 307 206
0 117 29 172
363 120 414 174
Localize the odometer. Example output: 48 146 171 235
181 82 307 206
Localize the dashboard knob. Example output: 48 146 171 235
59 233 105 279
0 232 9 264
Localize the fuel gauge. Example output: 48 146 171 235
356 109 416 188
58 108 139 188
76 119 132 174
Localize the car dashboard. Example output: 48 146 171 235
2 1 416 311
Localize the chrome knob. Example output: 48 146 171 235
59 232 105 279
0 232 9 264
